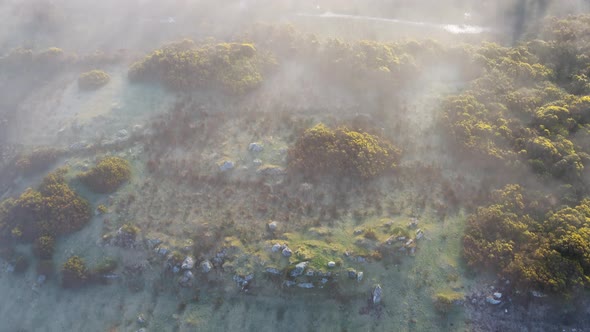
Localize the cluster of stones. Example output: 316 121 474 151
383 218 425 255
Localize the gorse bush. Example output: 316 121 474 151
288 123 401 179
128 39 273 94
463 185 590 294
0 168 91 241
79 157 131 194
62 255 89 288
78 70 110 90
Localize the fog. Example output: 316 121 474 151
0 1 590 331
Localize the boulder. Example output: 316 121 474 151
181 256 195 270
219 160 235 172
271 243 283 253
485 296 501 305
179 270 194 287
248 143 264 153
297 283 314 289
282 247 293 257
201 260 212 273
372 284 383 304
267 221 278 232
290 262 308 277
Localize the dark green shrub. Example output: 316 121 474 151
79 157 131 193
78 70 110 90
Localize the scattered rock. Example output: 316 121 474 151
284 280 296 287
493 292 502 300
290 262 308 277
113 226 138 248
253 159 262 166
201 260 212 273
267 221 278 232
298 283 314 289
271 243 283 253
354 229 363 235
415 229 424 240
408 218 419 229
248 143 264 152
181 256 195 270
486 296 501 305
357 271 364 282
219 160 235 172
146 238 162 249
327 261 336 268
156 247 169 256
265 267 281 275
282 247 292 257
179 270 193 287
137 314 146 325
372 284 383 304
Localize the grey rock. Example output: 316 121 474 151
265 267 281 275
219 160 235 172
253 159 263 166
156 247 169 256
357 271 364 282
372 284 383 304
248 143 264 153
201 260 212 273
271 243 282 253
493 292 502 300
284 280 296 287
290 262 308 277
297 283 314 289
137 314 146 325
416 229 424 240
347 269 357 279
486 296 501 305
267 221 278 232
282 247 292 257
179 270 194 287
181 256 195 270
327 261 336 268
305 270 315 277
6 264 15 273
172 266 180 274
321 278 329 284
